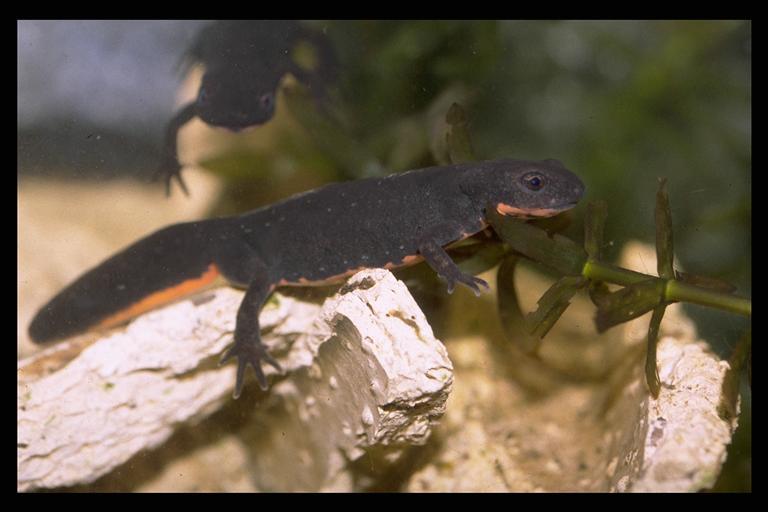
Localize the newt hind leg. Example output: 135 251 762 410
217 258 282 398
219 328 282 398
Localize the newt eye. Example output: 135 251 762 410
522 172 546 191
259 92 275 112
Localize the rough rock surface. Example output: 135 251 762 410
18 270 453 492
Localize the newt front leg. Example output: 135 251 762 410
418 223 490 296
154 102 197 197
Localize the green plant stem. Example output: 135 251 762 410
582 260 751 317
665 280 751 316
582 260 651 285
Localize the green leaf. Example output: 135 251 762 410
584 200 608 260
718 328 751 420
594 279 665 333
588 280 613 309
496 254 542 354
655 178 675 280
526 275 587 340
645 304 666 398
426 86 473 166
445 102 475 164
487 208 588 276
451 239 508 277
529 210 575 236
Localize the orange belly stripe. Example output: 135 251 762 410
277 254 427 288
96 263 221 330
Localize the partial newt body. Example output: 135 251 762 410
29 158 584 398
157 20 336 195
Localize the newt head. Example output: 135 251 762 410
460 158 585 219
195 67 279 130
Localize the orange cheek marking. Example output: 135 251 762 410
496 203 561 218
96 263 221 330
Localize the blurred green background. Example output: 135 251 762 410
205 21 750 304
18 20 751 491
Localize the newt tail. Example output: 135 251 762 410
28 221 223 343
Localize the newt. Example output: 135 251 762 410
157 20 337 196
29 158 585 398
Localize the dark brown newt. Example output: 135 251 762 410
29 158 585 398
156 20 336 196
